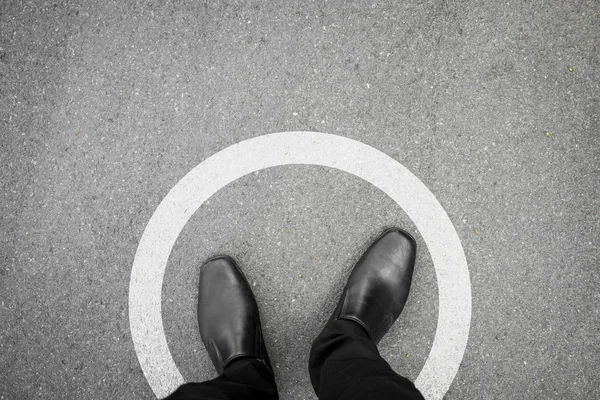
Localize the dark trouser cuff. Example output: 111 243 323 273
309 319 425 400
164 357 278 400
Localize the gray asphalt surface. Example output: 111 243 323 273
1 0 599 399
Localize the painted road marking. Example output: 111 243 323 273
129 131 472 399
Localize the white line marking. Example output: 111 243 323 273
129 131 472 399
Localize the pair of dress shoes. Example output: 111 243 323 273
198 228 417 376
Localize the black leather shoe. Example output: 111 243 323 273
328 228 417 345
197 255 273 376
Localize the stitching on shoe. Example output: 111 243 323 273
222 353 257 370
338 315 374 340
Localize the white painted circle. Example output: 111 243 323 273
129 131 471 400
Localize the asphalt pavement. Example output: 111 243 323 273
1 0 598 399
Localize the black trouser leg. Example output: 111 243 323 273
309 319 425 400
164 358 278 400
